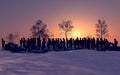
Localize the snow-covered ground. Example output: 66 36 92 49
0 48 120 75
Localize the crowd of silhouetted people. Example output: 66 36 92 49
1 37 118 52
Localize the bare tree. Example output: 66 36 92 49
58 19 74 39
7 32 19 43
30 20 49 39
95 18 108 39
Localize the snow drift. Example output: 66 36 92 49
0 48 120 75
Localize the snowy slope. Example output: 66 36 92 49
0 49 120 75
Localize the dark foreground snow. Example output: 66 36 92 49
0 48 120 75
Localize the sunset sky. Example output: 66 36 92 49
0 0 120 45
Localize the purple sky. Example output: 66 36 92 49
0 0 120 45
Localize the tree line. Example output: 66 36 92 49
5 17 109 43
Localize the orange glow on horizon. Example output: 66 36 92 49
72 30 81 38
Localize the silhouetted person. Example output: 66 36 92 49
42 38 46 50
81 38 84 49
69 38 73 49
30 38 33 50
103 38 109 50
78 38 80 49
96 38 100 50
47 38 51 50
73 39 76 49
59 39 62 50
20 38 23 48
33 38 37 50
1 38 5 50
23 37 26 49
87 38 90 49
76 37 79 49
100 38 103 50
54 38 58 50
66 38 69 49
62 38 66 50
51 38 55 50
114 39 118 48
91 38 95 49
37 37 41 50
27 38 31 52
57 38 60 50
84 38 87 48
